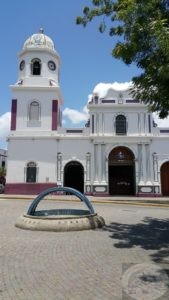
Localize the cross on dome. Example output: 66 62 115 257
39 28 44 34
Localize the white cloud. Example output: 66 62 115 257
87 94 93 103
0 112 10 149
62 119 66 125
92 81 132 98
0 112 11 138
63 106 89 124
153 113 169 128
82 105 88 114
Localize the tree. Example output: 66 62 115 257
76 0 169 118
0 166 6 186
0 166 6 177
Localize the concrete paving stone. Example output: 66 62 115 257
0 199 169 299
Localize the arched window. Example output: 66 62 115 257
115 115 127 135
26 162 37 182
29 101 40 121
31 58 41 75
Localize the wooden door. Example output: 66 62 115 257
109 165 135 195
161 162 169 196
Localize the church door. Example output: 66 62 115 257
161 162 169 196
108 147 135 195
64 161 84 193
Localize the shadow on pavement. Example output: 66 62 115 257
103 217 169 264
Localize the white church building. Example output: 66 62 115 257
5 30 169 196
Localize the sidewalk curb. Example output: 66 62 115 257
0 195 169 208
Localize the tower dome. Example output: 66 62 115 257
23 29 55 51
17 29 61 91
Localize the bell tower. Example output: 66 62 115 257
10 29 63 132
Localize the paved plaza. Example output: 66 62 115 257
0 198 169 300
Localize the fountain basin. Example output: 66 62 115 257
15 209 105 231
15 187 105 232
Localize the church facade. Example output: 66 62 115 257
5 31 169 196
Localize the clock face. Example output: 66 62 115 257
48 60 56 71
20 60 25 71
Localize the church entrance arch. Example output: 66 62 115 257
64 161 84 193
161 161 169 196
108 146 135 195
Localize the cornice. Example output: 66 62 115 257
10 85 59 91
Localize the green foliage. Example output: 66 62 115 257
76 0 169 117
0 166 6 177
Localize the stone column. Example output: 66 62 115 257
142 144 147 182
96 114 99 134
57 152 62 182
97 143 102 182
140 113 144 134
86 152 91 182
145 143 151 183
138 143 144 184
99 113 102 134
153 152 158 182
94 144 99 182
101 144 106 182
144 113 148 135
102 113 105 135
135 158 139 186
138 113 141 135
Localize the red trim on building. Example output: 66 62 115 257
52 100 58 130
92 193 109 196
137 193 161 197
5 183 57 195
11 99 17 130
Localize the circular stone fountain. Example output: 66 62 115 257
15 187 105 232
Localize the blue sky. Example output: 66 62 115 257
0 0 168 149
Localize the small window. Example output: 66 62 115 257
29 101 40 121
116 115 127 135
26 162 37 182
31 58 41 75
